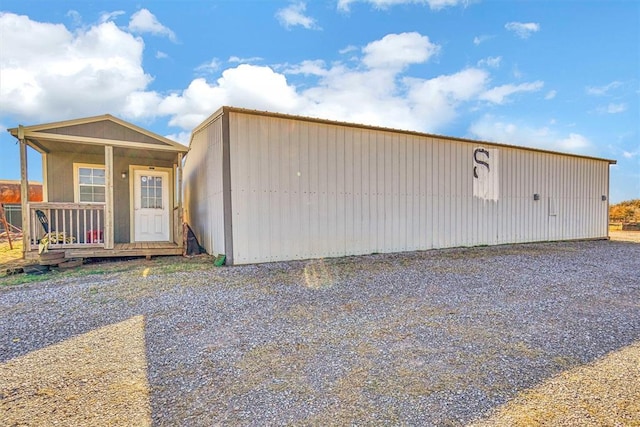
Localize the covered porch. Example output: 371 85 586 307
23 202 184 260
9 115 189 261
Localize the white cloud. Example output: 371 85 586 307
100 10 125 23
623 151 637 159
66 10 82 26
228 56 263 64
544 90 557 100
606 103 627 114
196 58 221 74
479 81 544 104
558 133 591 151
512 65 523 79
122 91 162 119
477 56 502 68
154 51 488 135
157 65 304 129
473 35 492 45
594 102 628 114
164 131 191 145
284 60 329 76
0 15 556 148
128 9 176 42
403 68 489 130
276 2 321 30
469 115 592 154
156 51 169 59
0 12 151 121
505 22 540 39
338 0 470 12
362 32 439 70
301 66 407 123
339 45 358 54
586 81 622 96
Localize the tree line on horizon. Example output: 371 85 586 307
609 199 640 223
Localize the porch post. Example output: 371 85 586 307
41 153 48 202
176 152 184 247
104 145 114 249
18 126 30 256
177 152 183 208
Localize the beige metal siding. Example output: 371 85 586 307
546 155 609 241
227 111 610 264
183 115 226 256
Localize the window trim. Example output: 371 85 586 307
73 163 106 204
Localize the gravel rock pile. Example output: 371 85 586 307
1 240 639 425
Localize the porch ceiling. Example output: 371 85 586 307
24 132 186 153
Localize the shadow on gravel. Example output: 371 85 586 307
0 316 151 426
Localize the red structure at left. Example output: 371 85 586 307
1 180 43 232
0 180 43 204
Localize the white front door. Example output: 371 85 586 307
133 169 170 242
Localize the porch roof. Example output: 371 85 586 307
8 114 188 155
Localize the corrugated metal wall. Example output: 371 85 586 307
227 111 610 264
183 114 226 256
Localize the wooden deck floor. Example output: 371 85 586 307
68 242 183 258
25 242 183 260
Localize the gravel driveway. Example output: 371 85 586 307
1 240 639 425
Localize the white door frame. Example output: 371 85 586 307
129 165 174 242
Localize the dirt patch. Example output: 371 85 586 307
0 240 26 273
469 342 640 426
610 230 640 243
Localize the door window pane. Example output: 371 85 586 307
140 175 163 209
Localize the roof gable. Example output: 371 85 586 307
42 120 166 146
9 114 187 153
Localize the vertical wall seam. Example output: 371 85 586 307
222 109 234 265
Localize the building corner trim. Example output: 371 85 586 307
222 110 234 265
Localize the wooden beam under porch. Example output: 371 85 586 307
25 242 183 261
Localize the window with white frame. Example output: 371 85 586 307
74 164 106 203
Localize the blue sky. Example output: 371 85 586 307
1 0 638 203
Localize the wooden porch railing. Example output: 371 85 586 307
28 203 106 251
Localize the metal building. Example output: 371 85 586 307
183 106 615 265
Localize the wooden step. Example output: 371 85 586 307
39 251 66 266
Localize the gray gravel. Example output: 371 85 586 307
1 240 639 426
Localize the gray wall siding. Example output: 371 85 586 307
113 155 131 242
227 111 610 264
47 152 103 203
48 121 164 145
183 115 226 256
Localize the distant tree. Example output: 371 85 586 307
609 199 640 223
